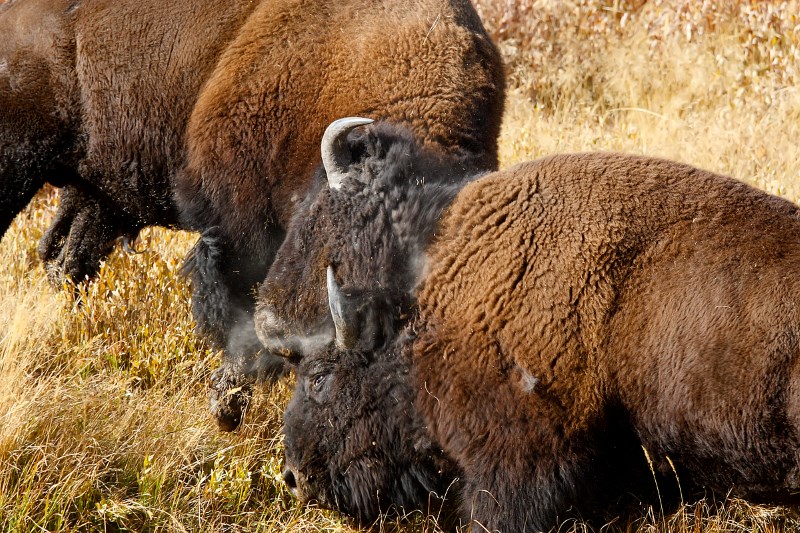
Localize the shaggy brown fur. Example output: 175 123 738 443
268 122 800 530
414 153 800 530
0 0 504 430
2 0 259 268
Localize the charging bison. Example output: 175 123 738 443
257 118 800 530
0 0 504 429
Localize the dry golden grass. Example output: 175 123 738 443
474 0 800 199
1 1 799 531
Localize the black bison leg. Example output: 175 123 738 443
182 226 287 431
463 438 666 531
0 155 45 237
0 67 74 238
453 404 656 532
459 440 588 531
38 185 138 285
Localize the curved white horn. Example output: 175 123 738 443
321 117 374 190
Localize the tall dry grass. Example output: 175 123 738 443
474 0 800 198
1 1 799 531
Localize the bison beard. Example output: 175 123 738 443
268 119 800 531
0 0 504 430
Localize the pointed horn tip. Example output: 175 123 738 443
326 266 342 304
326 267 335 295
321 117 374 147
325 116 374 132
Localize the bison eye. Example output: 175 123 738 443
310 373 329 395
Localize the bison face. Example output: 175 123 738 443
281 267 460 523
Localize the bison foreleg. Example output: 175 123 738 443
38 185 137 285
459 447 587 532
0 157 45 238
0 67 72 237
456 408 665 532
182 228 286 431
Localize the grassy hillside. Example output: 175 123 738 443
1 1 799 531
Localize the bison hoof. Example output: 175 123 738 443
209 368 252 432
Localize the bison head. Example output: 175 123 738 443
262 118 480 521
254 117 480 362
281 267 461 523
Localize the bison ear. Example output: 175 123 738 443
327 266 359 349
321 117 374 190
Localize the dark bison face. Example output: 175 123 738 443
282 268 460 522
255 118 478 361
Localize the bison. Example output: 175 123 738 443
0 0 504 430
257 118 800 530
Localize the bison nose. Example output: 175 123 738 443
283 467 298 496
